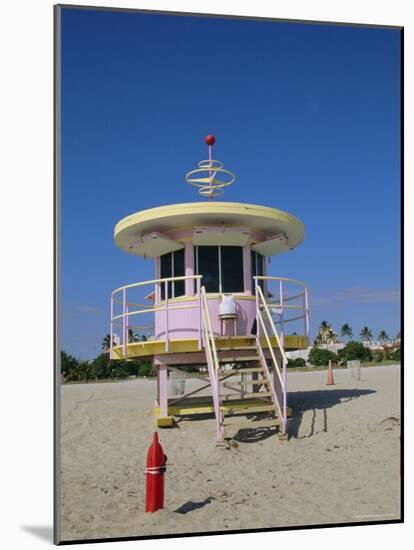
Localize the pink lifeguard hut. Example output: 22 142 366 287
110 136 309 442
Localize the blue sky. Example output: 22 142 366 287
60 8 401 359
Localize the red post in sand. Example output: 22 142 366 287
145 432 167 512
326 359 335 385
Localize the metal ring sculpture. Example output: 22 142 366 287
185 159 235 198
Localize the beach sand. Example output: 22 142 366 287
59 365 401 541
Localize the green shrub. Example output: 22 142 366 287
293 357 306 367
137 361 155 377
287 359 296 368
390 348 400 361
89 353 112 379
308 347 338 367
61 351 80 381
61 349 156 382
372 352 384 363
113 358 155 377
338 341 373 363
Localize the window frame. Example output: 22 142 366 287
159 248 185 299
251 250 265 293
194 245 245 294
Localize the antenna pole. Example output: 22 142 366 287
185 134 235 199
208 143 213 199
205 134 216 200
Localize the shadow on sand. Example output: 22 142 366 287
287 388 376 440
172 388 376 442
232 423 277 443
174 497 215 514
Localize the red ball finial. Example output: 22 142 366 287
205 134 215 146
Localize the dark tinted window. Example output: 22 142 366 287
197 246 219 293
160 252 172 300
221 246 244 293
160 249 185 299
251 251 264 292
173 248 185 297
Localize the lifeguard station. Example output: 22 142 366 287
110 135 309 442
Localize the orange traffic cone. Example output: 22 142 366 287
326 359 335 385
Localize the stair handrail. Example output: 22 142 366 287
255 336 284 423
200 286 223 441
256 285 286 389
255 282 288 434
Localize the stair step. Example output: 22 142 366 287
218 355 260 363
230 379 269 386
220 391 272 398
219 367 264 374
224 418 281 429
217 345 257 351
222 404 276 415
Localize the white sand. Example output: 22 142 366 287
59 365 401 541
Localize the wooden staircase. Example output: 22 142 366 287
216 348 283 441
201 284 288 444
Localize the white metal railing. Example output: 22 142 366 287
110 275 202 358
254 276 310 343
200 286 224 441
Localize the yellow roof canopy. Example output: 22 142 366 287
114 202 304 257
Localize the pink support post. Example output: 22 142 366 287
156 367 160 407
165 281 169 352
184 242 194 296
282 353 287 434
243 243 252 294
122 288 127 357
197 277 202 350
158 363 168 417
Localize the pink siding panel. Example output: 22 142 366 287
154 297 257 340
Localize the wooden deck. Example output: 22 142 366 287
112 334 308 360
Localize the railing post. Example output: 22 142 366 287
110 294 114 360
155 257 160 304
279 280 285 347
126 304 129 344
255 277 260 339
282 353 287 434
122 287 126 358
165 280 169 352
304 287 310 340
197 277 202 350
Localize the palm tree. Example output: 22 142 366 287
128 328 140 343
102 334 114 353
378 330 389 344
360 326 373 342
326 327 338 344
340 323 353 341
314 321 337 345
